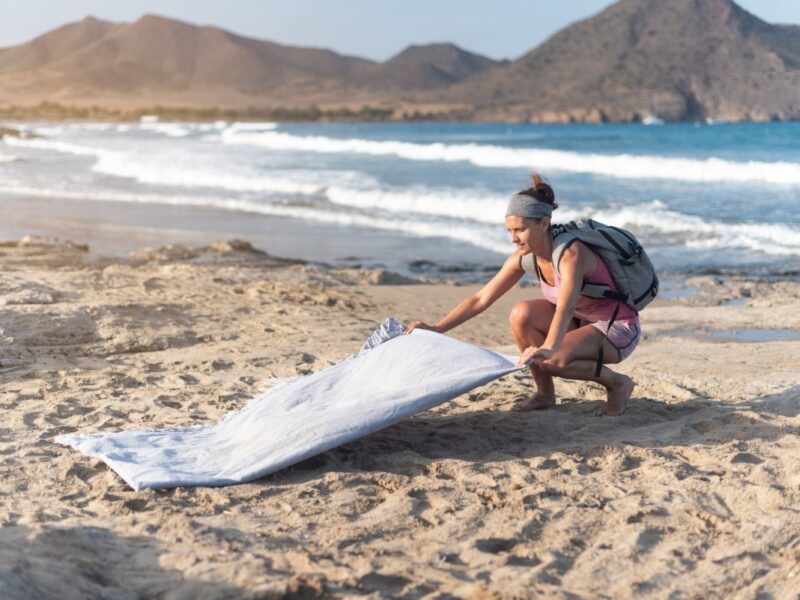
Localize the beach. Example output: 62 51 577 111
1 236 799 598
4 2 800 594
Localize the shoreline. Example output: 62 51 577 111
0 193 506 281
3 103 798 125
1 192 795 286
4 118 800 283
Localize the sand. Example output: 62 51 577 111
1 236 799 599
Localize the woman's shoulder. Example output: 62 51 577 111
559 241 599 277
560 239 593 262
507 249 527 268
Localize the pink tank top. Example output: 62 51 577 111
538 250 638 323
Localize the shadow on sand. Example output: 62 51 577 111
0 525 243 600
269 384 800 481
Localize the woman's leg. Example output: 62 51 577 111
539 325 635 416
508 300 577 411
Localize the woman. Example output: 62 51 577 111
404 175 638 416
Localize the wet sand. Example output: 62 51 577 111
1 237 799 598
0 193 504 278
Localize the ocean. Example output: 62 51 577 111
1 120 799 279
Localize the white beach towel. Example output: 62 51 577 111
57 318 524 490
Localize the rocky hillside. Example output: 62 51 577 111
1 0 798 122
432 0 800 122
359 43 502 91
0 15 497 105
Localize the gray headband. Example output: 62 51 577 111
505 194 553 220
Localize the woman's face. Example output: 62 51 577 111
505 215 548 253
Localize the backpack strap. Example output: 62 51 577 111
581 283 623 301
551 233 624 302
594 302 620 377
519 252 538 279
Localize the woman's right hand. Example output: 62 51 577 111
403 320 440 335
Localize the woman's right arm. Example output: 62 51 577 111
404 251 526 335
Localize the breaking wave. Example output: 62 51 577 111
220 129 800 185
4 124 799 259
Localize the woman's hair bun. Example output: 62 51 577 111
522 172 558 210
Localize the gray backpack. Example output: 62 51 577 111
520 218 659 312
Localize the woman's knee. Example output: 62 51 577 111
508 301 533 329
508 300 552 331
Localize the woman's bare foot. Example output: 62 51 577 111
512 394 556 412
597 374 635 416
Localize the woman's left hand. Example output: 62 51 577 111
517 346 554 367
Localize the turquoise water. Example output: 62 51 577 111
2 121 799 276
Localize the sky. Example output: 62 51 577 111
1 0 799 61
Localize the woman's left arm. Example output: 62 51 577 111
543 245 587 349
518 244 592 366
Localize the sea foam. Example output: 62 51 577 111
5 126 799 259
3 136 101 156
220 129 800 185
3 135 358 195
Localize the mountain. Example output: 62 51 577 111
0 15 377 101
0 16 113 73
1 1 799 122
432 0 800 122
357 43 501 90
0 15 497 105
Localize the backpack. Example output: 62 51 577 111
520 218 659 312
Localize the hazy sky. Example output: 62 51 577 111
2 0 799 61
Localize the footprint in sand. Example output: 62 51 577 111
506 554 542 567
635 527 663 552
155 396 183 410
44 425 78 437
298 352 316 364
357 573 410 594
63 462 104 484
142 278 166 293
475 537 519 554
407 489 433 519
436 552 465 565
538 487 565 500
122 498 149 513
22 411 41 427
50 400 94 420
691 420 719 433
731 452 764 464
674 462 698 480
620 455 643 471
538 458 559 470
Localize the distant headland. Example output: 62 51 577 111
1 0 798 123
